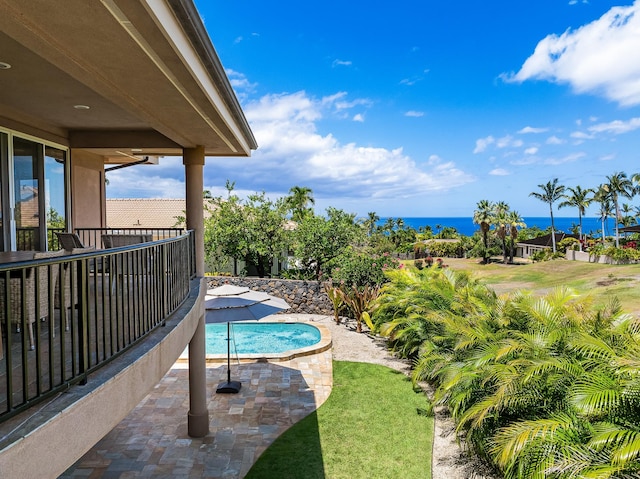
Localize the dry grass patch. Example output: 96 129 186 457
444 257 640 313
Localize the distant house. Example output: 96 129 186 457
619 225 640 235
516 233 579 258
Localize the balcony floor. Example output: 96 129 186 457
60 337 333 478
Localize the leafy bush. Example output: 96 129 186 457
602 246 640 262
279 267 317 280
558 237 579 251
330 251 399 289
423 240 463 258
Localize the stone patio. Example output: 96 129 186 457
60 349 332 478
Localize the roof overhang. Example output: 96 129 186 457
0 0 257 163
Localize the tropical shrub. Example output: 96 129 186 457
324 282 345 324
423 239 464 258
558 237 580 251
330 251 399 289
373 267 640 477
602 246 640 262
338 284 380 333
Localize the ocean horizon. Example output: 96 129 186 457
377 217 619 237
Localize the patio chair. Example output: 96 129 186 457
0 249 65 350
102 234 153 293
54 232 96 329
55 232 96 254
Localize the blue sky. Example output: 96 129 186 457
108 0 640 218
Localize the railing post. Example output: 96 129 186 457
77 257 89 385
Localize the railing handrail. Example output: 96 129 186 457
0 231 195 423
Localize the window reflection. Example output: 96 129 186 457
13 137 40 251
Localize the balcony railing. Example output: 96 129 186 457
18 227 186 252
0 231 195 423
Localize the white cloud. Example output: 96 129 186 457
518 126 549 134
525 147 539 155
496 135 523 149
588 117 640 134
510 157 538 166
503 2 640 106
210 90 474 200
474 135 495 153
225 69 257 100
233 36 243 44
544 152 586 165
107 157 186 198
570 131 595 140
334 97 373 111
546 135 565 144
405 111 425 117
489 168 510 176
332 59 352 67
599 153 616 161
353 113 365 122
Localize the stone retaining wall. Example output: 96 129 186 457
206 276 333 315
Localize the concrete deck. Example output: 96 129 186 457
60 350 333 478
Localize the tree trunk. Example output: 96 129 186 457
550 204 556 253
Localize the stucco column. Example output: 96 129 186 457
184 146 209 438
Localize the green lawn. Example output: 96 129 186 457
245 361 433 479
445 257 640 314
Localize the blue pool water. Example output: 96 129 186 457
205 322 321 355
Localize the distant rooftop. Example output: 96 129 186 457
106 198 188 229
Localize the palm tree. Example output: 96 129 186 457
558 185 593 250
360 211 380 237
285 186 315 222
604 172 635 247
593 185 613 244
620 203 636 228
506 210 525 263
473 199 494 264
530 179 565 253
493 201 510 263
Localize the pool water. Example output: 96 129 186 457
205 322 321 355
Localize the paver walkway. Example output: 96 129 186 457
60 351 332 478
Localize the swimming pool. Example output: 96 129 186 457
205 322 323 356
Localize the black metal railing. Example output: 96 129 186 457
0 231 195 422
18 227 185 252
74 228 185 250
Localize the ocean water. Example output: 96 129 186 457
378 217 619 237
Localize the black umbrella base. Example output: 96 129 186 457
216 380 242 394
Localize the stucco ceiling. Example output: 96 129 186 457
0 0 256 162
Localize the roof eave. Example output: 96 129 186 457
167 0 258 152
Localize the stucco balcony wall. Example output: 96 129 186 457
0 278 207 479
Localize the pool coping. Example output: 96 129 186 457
178 321 332 363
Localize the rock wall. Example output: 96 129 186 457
206 276 333 315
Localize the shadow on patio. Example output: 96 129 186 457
60 351 332 478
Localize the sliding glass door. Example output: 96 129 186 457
0 131 68 252
0 133 6 251
13 137 41 250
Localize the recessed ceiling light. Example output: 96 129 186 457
73 104 90 110
132 148 142 152
0 62 11 70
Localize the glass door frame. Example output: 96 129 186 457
0 127 70 252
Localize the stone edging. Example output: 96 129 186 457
206 276 333 315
